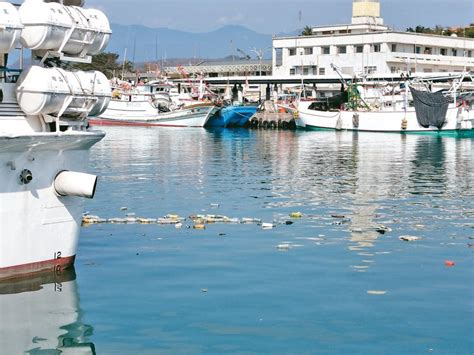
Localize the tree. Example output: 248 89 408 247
69 52 134 78
301 26 313 36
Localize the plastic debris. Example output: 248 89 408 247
120 207 128 211
444 260 455 267
289 212 303 219
331 214 346 219
175 223 183 229
190 214 234 224
193 224 206 230
376 225 392 234
277 243 291 250
82 215 106 224
107 218 128 224
210 203 220 208
136 218 156 224
242 217 262 224
367 290 387 295
399 235 421 242
201 288 208 293
285 221 294 225
262 223 275 230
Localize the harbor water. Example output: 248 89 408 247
1 127 473 354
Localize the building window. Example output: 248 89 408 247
373 44 381 52
440 48 447 56
322 46 330 55
364 66 377 74
415 46 421 54
391 44 397 52
468 50 472 58
319 67 326 75
424 47 432 55
303 67 309 75
451 49 457 56
356 45 364 53
275 48 283 66
289 48 296 56
289 68 296 75
312 66 318 75
304 47 313 55
390 66 397 73
337 46 347 54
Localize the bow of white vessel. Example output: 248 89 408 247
0 0 112 280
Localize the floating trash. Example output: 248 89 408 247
289 212 303 219
242 217 262 224
277 243 291 250
376 225 392 234
136 218 157 224
175 223 183 229
367 290 387 295
262 223 275 230
444 260 455 267
210 203 220 208
399 235 421 242
120 207 128 211
193 224 206 230
108 218 128 224
82 215 106 224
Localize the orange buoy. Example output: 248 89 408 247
444 260 455 267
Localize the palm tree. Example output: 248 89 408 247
301 26 313 36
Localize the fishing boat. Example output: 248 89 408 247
206 104 258 127
296 75 474 137
89 82 219 127
0 0 111 280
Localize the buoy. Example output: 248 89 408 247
444 260 455 267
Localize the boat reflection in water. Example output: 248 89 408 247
284 131 473 260
0 268 95 354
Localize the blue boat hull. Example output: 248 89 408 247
206 106 258 127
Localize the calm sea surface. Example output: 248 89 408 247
2 128 474 354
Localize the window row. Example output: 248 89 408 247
286 44 471 57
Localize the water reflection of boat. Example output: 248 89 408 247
0 268 95 354
287 132 473 258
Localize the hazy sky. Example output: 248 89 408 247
85 0 473 34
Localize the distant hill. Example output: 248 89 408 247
106 24 293 62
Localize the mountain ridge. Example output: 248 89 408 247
107 24 296 62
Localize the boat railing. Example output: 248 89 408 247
0 68 22 84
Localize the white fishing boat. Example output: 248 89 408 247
0 0 111 280
90 87 219 127
296 75 474 137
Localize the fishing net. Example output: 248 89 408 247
410 86 451 129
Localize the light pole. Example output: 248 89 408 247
251 48 271 76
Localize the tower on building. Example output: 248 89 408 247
352 0 384 25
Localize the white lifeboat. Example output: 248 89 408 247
16 65 111 119
0 2 23 53
19 0 111 56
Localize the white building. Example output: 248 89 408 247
272 0 474 78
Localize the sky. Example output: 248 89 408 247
85 0 474 34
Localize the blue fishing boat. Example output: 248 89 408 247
207 105 258 127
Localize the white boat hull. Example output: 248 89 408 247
92 99 218 127
0 132 104 280
296 101 474 135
